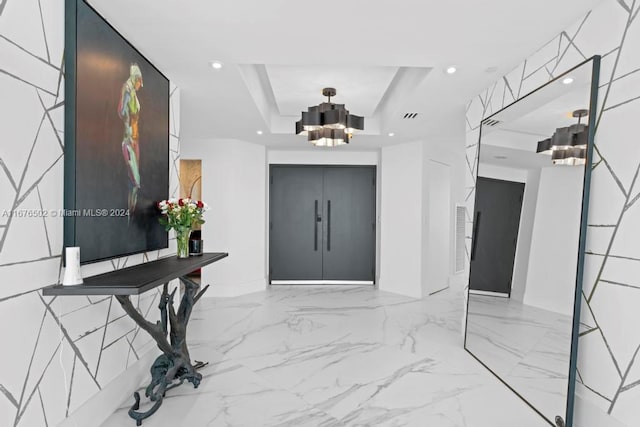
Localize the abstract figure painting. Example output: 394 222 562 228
65 0 169 263
118 63 144 219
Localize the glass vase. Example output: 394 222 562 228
175 228 191 259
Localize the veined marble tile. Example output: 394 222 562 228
101 346 341 427
103 286 551 427
466 294 572 425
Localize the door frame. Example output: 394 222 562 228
268 164 378 285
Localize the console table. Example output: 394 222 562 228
43 252 228 425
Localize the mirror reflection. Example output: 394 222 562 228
465 58 597 426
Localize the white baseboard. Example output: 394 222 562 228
270 280 374 285
58 350 157 427
469 290 509 298
429 285 449 296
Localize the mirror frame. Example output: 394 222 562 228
464 55 601 427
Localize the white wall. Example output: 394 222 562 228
379 141 424 298
426 129 471 293
0 2 183 425
380 130 466 299
523 166 583 315
423 160 451 295
479 163 527 183
511 168 541 303
182 139 267 296
267 149 379 165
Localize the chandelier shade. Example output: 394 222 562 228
296 88 364 146
550 127 574 149
551 146 587 165
536 138 552 155
535 109 589 165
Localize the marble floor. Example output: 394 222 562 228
466 294 572 425
103 286 548 427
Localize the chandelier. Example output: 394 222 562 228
295 88 364 147
536 109 588 166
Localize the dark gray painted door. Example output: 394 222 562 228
322 167 376 281
269 167 324 280
269 166 376 282
469 177 524 294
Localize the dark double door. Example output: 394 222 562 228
469 177 524 295
269 166 376 282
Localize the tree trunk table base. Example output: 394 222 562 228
115 276 209 426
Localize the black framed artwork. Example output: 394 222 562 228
64 0 169 264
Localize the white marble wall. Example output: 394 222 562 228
465 1 640 425
0 1 180 426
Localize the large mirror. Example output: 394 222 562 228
464 57 600 427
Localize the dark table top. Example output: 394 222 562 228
42 252 228 296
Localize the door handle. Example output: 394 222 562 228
327 200 331 251
314 200 319 251
471 211 481 261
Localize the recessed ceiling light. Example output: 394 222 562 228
494 155 508 160
210 61 223 70
388 132 395 137
446 66 457 74
256 130 263 135
562 77 574 85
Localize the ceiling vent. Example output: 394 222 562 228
482 118 501 127
403 113 419 119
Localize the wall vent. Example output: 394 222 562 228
482 118 501 127
455 205 466 273
403 112 419 119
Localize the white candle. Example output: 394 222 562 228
62 247 83 285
